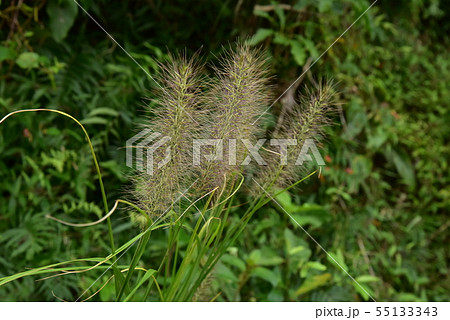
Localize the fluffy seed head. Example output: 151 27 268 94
131 53 205 215
198 43 273 190
257 80 338 190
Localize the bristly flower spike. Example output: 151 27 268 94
198 43 273 190
131 52 206 216
257 80 338 190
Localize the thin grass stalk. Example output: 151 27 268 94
116 218 152 301
176 217 222 301
0 109 124 296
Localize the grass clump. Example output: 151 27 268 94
0 42 336 302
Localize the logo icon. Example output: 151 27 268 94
126 129 171 175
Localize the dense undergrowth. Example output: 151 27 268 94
0 0 448 301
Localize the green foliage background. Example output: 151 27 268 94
0 0 448 301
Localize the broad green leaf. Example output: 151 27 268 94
0 46 16 61
267 289 284 301
248 28 274 45
251 267 280 287
274 5 286 30
248 248 284 266
355 275 380 283
302 37 319 58
253 9 275 24
300 261 327 278
283 202 330 230
221 254 246 272
327 250 349 273
295 273 332 296
273 33 291 46
284 228 311 263
288 245 306 256
274 188 298 212
392 149 415 188
16 52 40 69
396 292 423 302
290 41 306 66
344 99 367 139
215 263 238 283
45 127 62 136
46 0 79 42
87 107 119 118
351 281 374 301
291 214 322 228
318 0 333 12
80 117 109 125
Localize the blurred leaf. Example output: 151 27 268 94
290 41 306 66
87 108 119 118
248 248 284 267
248 29 274 45
296 273 332 296
16 52 40 69
221 254 246 272
253 9 275 24
46 0 79 42
0 46 16 61
291 203 330 228
273 33 291 46
216 263 238 283
317 0 333 12
351 281 374 301
251 267 280 287
291 214 322 228
80 117 109 126
327 250 349 273
300 261 327 278
284 228 311 268
302 38 319 58
274 5 286 30
274 189 297 212
392 149 416 188
355 275 380 283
